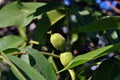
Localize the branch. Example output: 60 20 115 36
41 52 60 59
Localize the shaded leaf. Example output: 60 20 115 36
34 9 65 45
115 73 120 80
26 48 57 80
3 48 19 54
0 36 25 51
71 17 120 33
34 14 50 45
34 2 62 17
92 60 120 80
83 0 94 4
7 54 46 80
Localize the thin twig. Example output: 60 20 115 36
11 51 60 59
12 52 27 55
41 52 60 59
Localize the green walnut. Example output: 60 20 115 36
60 52 73 66
50 33 66 50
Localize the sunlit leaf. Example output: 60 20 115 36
7 54 46 80
26 48 57 80
1 53 26 80
0 36 25 51
0 2 46 28
59 42 120 72
47 9 65 26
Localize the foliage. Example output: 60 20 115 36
0 0 120 80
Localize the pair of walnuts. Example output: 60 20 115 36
50 33 73 66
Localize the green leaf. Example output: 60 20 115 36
3 48 19 54
34 14 50 45
59 42 120 72
21 54 30 64
115 73 120 80
34 9 65 45
26 48 57 80
48 54 58 73
92 60 120 80
71 17 120 33
7 54 46 80
0 36 25 51
0 2 46 28
1 53 26 80
81 0 94 4
47 9 65 26
113 58 120 80
34 2 62 17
